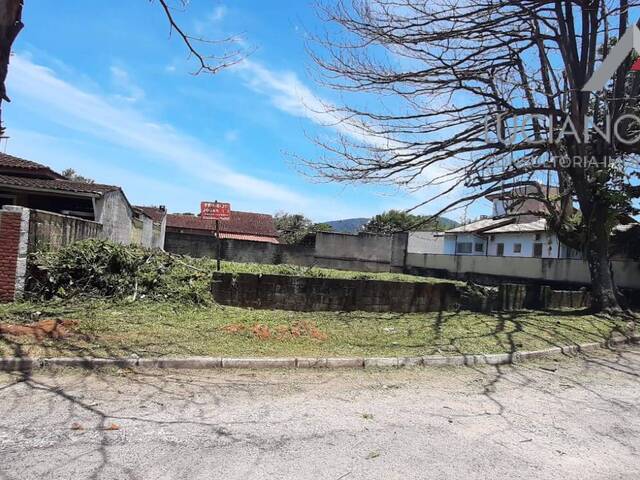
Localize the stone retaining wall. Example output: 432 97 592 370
211 272 461 313
211 273 609 313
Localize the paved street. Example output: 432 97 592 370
1 348 639 480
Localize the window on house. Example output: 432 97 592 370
474 243 484 253
496 243 505 256
456 242 473 254
535 233 541 241
533 243 543 257
513 243 522 253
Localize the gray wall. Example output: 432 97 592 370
315 231 390 261
141 215 153 247
165 231 316 266
94 190 132 245
406 253 640 289
408 231 445 254
212 272 460 313
28 209 102 252
152 216 166 249
165 230 397 272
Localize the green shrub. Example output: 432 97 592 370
28 239 213 304
27 239 448 303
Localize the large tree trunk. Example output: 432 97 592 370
584 204 622 314
0 0 23 135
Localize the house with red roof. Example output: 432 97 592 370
133 205 167 249
166 211 279 244
0 153 162 247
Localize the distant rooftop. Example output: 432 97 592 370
446 217 515 234
0 153 65 180
134 205 167 223
0 174 120 196
167 211 279 238
483 219 547 234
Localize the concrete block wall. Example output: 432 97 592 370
94 190 132 245
28 209 102 252
406 253 640 290
211 272 461 313
165 230 404 273
1 207 103 302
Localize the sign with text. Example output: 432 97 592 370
200 201 231 221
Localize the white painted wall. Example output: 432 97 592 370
487 232 560 258
94 190 132 245
406 253 640 289
444 233 487 255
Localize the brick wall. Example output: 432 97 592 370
0 210 21 302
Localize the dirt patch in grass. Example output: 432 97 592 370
0 318 78 341
0 300 632 359
222 321 328 342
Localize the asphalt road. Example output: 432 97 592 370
1 348 639 480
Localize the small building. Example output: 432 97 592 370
440 184 581 259
134 206 167 249
443 217 514 256
0 153 159 247
166 211 279 244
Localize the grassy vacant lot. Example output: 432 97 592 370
0 300 628 359
28 240 458 305
215 259 455 283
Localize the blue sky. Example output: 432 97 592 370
4 1 484 222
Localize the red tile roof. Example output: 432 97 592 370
0 174 120 196
134 206 167 222
219 232 280 244
0 153 64 179
167 211 279 238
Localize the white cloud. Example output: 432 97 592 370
235 60 455 196
193 5 228 35
8 55 304 206
236 60 391 148
209 5 228 22
224 129 239 142
109 65 145 103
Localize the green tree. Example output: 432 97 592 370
274 212 333 244
364 210 448 235
61 168 95 184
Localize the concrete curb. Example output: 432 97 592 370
1 335 638 372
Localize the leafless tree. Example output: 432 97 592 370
0 0 22 136
308 0 640 314
0 0 246 136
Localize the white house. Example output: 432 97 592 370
439 184 582 259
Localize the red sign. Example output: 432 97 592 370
200 201 231 221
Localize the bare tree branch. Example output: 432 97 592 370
305 0 640 313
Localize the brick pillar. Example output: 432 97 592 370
0 206 29 302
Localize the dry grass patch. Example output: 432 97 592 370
0 300 632 359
